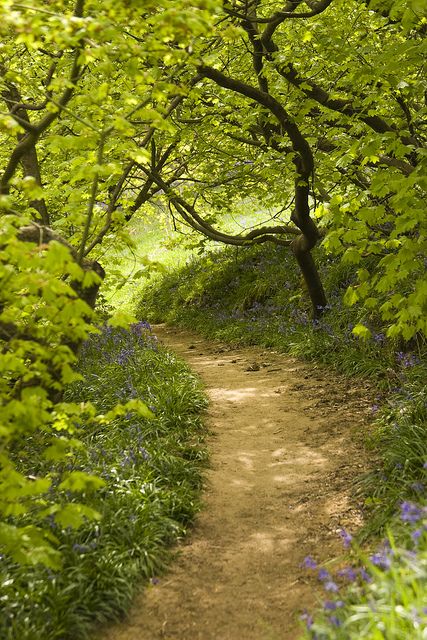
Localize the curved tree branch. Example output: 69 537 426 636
198 65 314 175
141 167 298 247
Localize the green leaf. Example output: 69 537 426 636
43 437 84 462
54 503 102 529
343 286 359 306
0 523 61 569
58 472 106 493
352 324 371 340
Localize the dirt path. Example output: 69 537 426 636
100 324 374 640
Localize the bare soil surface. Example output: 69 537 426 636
100 324 376 640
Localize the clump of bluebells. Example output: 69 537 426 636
80 320 158 364
0 322 208 640
301 505 427 639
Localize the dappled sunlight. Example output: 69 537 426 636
209 386 260 402
230 478 254 489
271 448 287 458
269 449 330 468
243 530 292 554
236 453 256 470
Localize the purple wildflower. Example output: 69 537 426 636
339 528 353 548
139 447 150 460
400 501 422 523
302 556 317 569
300 611 314 629
359 567 372 583
318 568 330 581
337 566 358 582
370 552 391 570
72 543 90 554
324 600 344 611
411 526 427 544
328 615 342 627
373 332 385 344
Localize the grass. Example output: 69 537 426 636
133 239 427 639
98 211 194 311
0 322 208 640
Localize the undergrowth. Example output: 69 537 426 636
134 242 427 639
0 323 207 640
300 511 427 639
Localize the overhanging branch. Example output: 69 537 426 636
140 167 299 247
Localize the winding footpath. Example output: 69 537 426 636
100 324 374 640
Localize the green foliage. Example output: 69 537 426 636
125 0 426 339
0 0 219 568
0 323 207 640
0 218 103 567
359 376 427 536
1 0 426 606
2 0 422 340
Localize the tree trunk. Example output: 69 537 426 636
291 236 327 319
290 173 328 318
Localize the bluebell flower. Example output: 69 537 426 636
337 566 357 582
139 447 150 460
324 580 339 593
318 568 330 581
373 332 385 343
411 528 423 544
370 552 391 570
339 528 353 548
302 556 317 569
359 568 372 583
324 600 344 611
72 543 90 554
300 611 313 629
400 501 423 523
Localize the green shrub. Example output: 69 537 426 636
0 323 207 640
